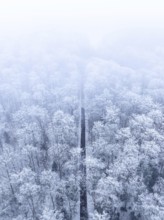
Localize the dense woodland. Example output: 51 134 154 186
0 33 164 220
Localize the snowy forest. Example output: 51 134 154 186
0 31 164 220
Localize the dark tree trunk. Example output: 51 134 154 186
80 76 88 220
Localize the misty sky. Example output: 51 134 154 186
0 0 164 41
0 0 164 70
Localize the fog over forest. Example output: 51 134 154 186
1 1 164 219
